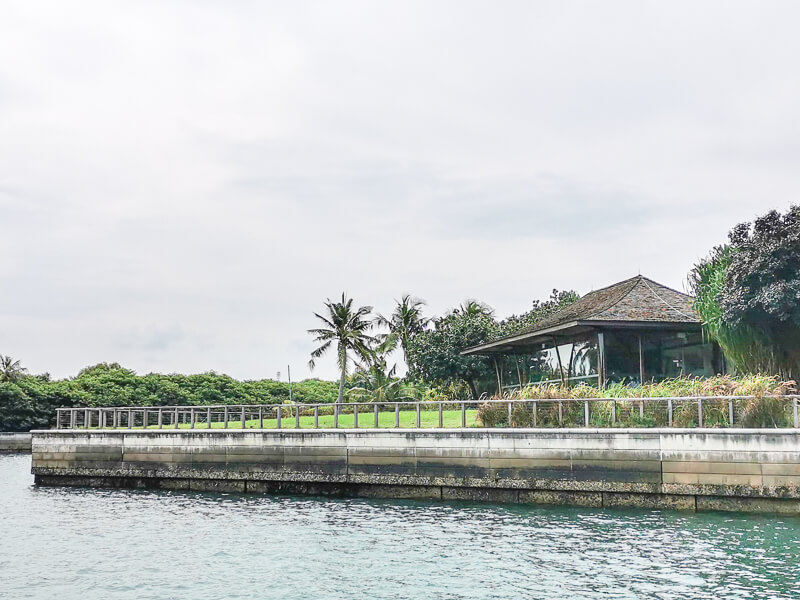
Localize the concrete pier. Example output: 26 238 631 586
1 433 32 453
31 428 800 513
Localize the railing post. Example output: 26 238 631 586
668 399 673 427
295 406 300 429
507 402 512 427
558 401 563 426
374 404 379 428
439 402 444 428
612 401 616 425
259 407 264 429
157 409 163 429
223 407 228 429
395 403 400 428
189 408 195 429
698 398 703 427
728 399 734 426
639 400 644 419
243 407 248 429
314 406 318 429
85 409 90 429
128 409 133 429
461 402 466 428
143 409 148 429
334 404 339 428
584 400 589 427
174 407 179 429
416 403 421 428
207 407 212 429
277 406 282 429
794 398 799 428
71 409 77 429
532 401 537 427
354 404 359 428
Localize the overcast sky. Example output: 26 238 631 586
2 1 799 381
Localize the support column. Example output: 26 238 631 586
597 331 606 389
553 338 565 386
638 334 645 385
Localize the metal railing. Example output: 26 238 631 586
54 395 800 430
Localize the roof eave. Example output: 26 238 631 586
460 318 702 355
460 321 582 355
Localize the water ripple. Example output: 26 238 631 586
2 455 799 600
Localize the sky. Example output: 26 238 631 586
2 1 799 382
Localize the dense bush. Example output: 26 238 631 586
0 363 340 432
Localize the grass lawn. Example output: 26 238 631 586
106 409 482 430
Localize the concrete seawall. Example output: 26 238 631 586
1 433 32 453
31 428 800 514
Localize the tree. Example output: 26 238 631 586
407 307 498 398
497 289 580 337
0 355 27 383
308 293 377 405
375 294 430 369
719 205 800 379
690 205 800 379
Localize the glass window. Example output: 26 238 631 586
516 335 599 386
605 329 721 385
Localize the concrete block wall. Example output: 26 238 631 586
30 428 800 513
0 433 32 452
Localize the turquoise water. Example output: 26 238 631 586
1 454 799 599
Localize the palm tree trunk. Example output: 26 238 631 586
337 345 346 405
337 370 346 405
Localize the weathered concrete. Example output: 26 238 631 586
30 428 800 513
0 432 31 453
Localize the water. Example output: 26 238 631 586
1 455 799 600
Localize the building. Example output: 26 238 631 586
461 275 725 389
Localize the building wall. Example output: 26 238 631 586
31 428 800 513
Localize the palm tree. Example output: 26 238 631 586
349 358 421 404
454 299 494 318
308 294 377 405
0 355 27 383
375 294 430 367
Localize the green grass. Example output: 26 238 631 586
105 409 482 430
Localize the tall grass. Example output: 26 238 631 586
689 246 780 375
476 375 797 428
501 374 794 400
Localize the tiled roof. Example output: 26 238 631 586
464 276 700 354
520 275 699 333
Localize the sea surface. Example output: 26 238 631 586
1 453 799 600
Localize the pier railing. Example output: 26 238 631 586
54 395 800 430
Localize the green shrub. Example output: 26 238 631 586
476 402 508 427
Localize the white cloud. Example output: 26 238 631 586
1 0 798 380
